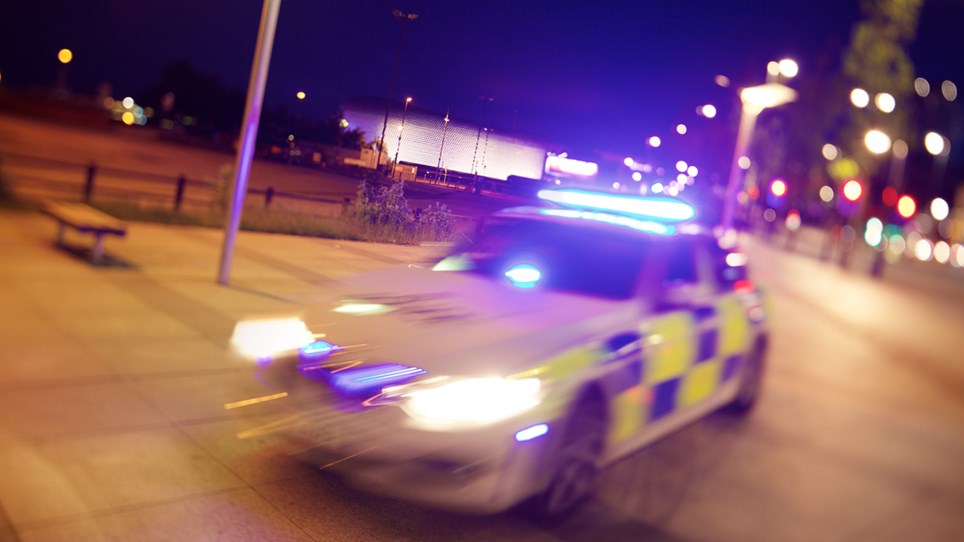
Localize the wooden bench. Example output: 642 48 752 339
42 201 127 264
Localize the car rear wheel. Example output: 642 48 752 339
726 341 765 414
531 396 606 518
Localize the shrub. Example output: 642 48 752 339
350 177 453 244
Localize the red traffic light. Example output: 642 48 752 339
770 179 787 197
896 195 916 218
842 179 863 202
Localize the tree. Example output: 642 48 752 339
139 60 245 138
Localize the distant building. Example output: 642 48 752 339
342 97 550 181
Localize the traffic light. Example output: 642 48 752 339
896 195 916 219
842 179 863 202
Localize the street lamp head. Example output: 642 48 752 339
850 88 870 108
393 9 418 21
406 97 412 103
296 91 306 100
778 59 799 78
57 48 73 64
740 83 798 114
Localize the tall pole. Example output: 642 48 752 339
471 96 493 194
720 107 759 234
376 9 418 175
436 110 450 181
218 0 281 285
392 97 412 177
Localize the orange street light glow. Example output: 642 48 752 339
57 48 73 64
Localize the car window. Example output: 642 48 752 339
441 218 652 300
660 240 699 287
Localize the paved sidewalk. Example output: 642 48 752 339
0 209 441 541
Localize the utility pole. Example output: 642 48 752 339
436 110 450 183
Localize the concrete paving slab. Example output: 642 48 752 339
179 415 312 487
77 335 240 375
0 381 167 439
17 488 314 542
130 371 290 424
0 338 115 384
0 428 244 527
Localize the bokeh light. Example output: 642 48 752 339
700 104 717 118
892 139 908 160
647 136 661 147
632 171 642 182
296 91 306 100
121 111 135 125
914 77 930 97
850 88 870 108
738 156 751 170
934 241 950 264
676 123 687 135
952 244 964 268
57 48 73 64
864 129 891 154
687 165 698 177
924 132 946 156
122 96 134 109
767 61 780 77
675 160 688 173
882 187 897 207
770 179 787 197
896 195 916 219
778 58 799 78
942 80 958 101
914 239 933 262
930 197 949 221
874 93 895 113
623 157 634 167
821 143 838 161
785 210 801 231
842 179 863 202
819 185 834 203
714 74 730 87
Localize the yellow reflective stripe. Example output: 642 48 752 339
678 359 722 407
716 295 750 357
609 384 648 444
511 347 600 382
644 312 695 385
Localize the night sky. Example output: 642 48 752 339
1 0 962 162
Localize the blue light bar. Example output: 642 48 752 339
540 208 674 235
330 363 427 395
299 340 338 360
515 423 549 442
537 189 695 222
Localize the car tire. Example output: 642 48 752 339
725 341 766 414
529 394 607 519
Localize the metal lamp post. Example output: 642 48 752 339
376 9 418 175
720 82 797 235
392 97 412 178
471 96 494 194
436 111 450 183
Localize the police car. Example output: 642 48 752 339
229 188 769 517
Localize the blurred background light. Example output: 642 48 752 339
934 241 950 264
122 96 134 109
822 143 838 161
714 74 730 87
700 104 717 118
632 171 642 182
687 165 698 177
778 58 799 78
738 156 751 170
675 160 688 173
842 179 863 202
296 90 306 100
623 157 634 167
924 132 946 156
850 88 870 108
930 197 949 221
892 139 908 159
864 129 892 154
874 92 895 113
676 123 687 135
57 48 73 64
767 61 780 77
952 244 964 268
942 80 958 101
819 185 834 203
914 77 930 97
915 239 933 261
648 136 661 147
897 195 916 218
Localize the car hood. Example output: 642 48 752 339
296 264 635 377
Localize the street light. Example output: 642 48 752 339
471 95 494 194
376 8 418 174
720 82 798 233
864 129 892 155
392 97 412 177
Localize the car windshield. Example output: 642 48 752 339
437 217 652 299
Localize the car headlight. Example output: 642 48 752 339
394 377 542 428
230 316 314 360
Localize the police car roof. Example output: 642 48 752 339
492 206 712 240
